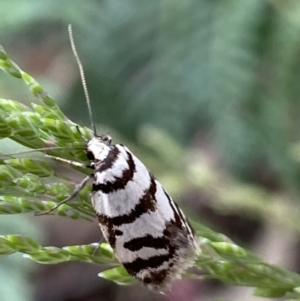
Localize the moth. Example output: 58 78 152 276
42 25 199 291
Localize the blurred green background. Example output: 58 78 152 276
1 0 300 300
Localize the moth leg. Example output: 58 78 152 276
36 174 93 216
45 155 92 169
91 237 105 257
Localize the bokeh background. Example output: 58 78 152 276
1 0 300 300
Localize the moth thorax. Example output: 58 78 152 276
86 137 111 161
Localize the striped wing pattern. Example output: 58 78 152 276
87 137 199 290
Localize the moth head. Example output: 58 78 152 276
100 134 112 145
86 135 112 161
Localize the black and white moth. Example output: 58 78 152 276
45 25 199 291
88 136 199 290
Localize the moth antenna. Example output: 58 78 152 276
2 146 84 157
68 24 97 136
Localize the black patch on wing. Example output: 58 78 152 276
93 150 135 193
107 232 116 248
163 188 195 236
97 175 157 249
123 234 169 252
115 229 123 236
123 246 175 275
97 175 157 227
162 189 184 230
107 228 123 249
95 146 121 172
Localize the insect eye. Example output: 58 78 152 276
102 135 112 145
86 150 95 160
